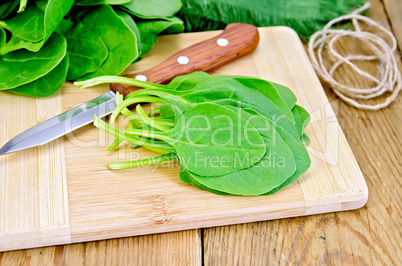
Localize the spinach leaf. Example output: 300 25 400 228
232 76 294 123
0 6 44 42
294 104 311 129
0 0 74 53
65 21 108 80
0 31 66 90
74 0 131 5
300 133 311 145
188 107 311 196
114 9 142 58
293 105 311 144
126 103 266 176
185 107 297 196
9 54 69 97
242 109 311 195
136 17 184 56
292 106 303 137
55 18 74 35
122 0 182 19
125 72 300 139
77 5 139 80
178 0 365 39
271 82 297 110
179 168 231 195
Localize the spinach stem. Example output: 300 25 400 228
94 115 174 152
108 137 123 151
110 96 167 124
108 152 177 170
74 76 164 90
125 128 171 143
136 104 172 132
149 106 160 116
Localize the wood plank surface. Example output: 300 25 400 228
0 230 201 265
203 0 402 265
0 0 400 264
383 0 402 52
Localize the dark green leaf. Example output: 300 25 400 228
0 1 19 19
178 0 365 39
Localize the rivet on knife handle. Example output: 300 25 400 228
110 23 260 98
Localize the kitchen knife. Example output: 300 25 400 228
0 23 259 156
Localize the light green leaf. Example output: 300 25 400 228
0 0 73 52
0 31 66 90
136 17 184 56
78 5 139 80
9 54 69 97
187 107 297 195
65 21 108 80
74 0 131 5
122 0 182 19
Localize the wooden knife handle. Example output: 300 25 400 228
110 23 259 98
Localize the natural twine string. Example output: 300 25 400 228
308 3 401 110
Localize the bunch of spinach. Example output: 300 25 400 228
0 0 183 97
75 72 312 196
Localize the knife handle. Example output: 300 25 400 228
110 23 259 98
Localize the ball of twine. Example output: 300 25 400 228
308 3 401 110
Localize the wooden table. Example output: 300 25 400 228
1 0 401 264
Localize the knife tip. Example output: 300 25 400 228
0 142 12 156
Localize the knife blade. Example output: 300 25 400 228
0 23 259 156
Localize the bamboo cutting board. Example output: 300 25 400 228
0 27 368 252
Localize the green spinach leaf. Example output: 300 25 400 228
185 107 297 195
126 103 267 176
65 21 108 80
0 0 74 53
136 17 184 56
292 106 303 137
0 31 66 90
74 0 131 5
122 0 182 19
125 72 300 139
77 5 139 80
9 54 69 97
294 104 311 129
271 82 297 110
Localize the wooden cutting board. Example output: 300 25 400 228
0 27 368 252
